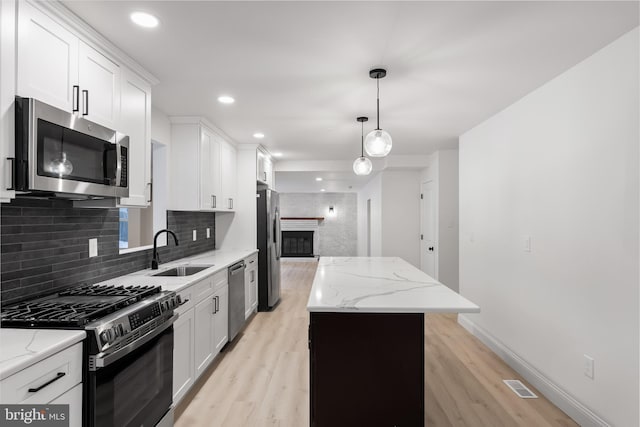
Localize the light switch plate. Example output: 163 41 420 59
206 228 211 239
192 230 197 241
89 238 98 258
584 354 594 379
524 236 532 252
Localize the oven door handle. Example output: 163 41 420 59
90 314 178 371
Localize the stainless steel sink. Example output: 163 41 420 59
152 265 213 277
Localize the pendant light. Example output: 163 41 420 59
353 116 373 176
364 68 392 157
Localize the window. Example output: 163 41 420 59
119 208 129 249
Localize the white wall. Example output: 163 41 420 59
151 107 171 147
381 170 421 267
357 173 382 257
459 28 639 427
356 170 421 267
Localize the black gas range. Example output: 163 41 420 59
1 284 180 427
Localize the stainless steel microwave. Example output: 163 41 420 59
13 97 129 199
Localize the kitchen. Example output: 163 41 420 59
0 1 638 427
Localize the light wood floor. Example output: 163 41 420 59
175 260 577 426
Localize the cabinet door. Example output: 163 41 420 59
199 128 221 210
49 383 82 427
0 0 16 202
256 150 266 183
264 156 273 188
244 268 252 319
250 267 258 311
17 2 79 112
118 68 151 207
78 40 120 129
194 296 215 378
213 286 228 354
173 307 195 404
220 140 236 210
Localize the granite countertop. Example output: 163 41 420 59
96 248 258 292
0 329 86 380
307 257 480 314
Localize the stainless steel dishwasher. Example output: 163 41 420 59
228 260 246 342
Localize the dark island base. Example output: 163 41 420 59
309 312 425 427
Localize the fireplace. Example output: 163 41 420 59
282 231 314 257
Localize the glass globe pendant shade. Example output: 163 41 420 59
353 156 372 176
364 129 392 157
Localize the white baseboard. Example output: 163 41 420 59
457 314 610 427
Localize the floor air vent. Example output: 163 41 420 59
503 380 538 398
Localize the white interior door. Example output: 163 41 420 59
421 181 436 278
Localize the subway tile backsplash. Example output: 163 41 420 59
1 198 216 306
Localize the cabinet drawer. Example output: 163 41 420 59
212 270 228 292
0 342 82 404
245 253 258 267
175 286 194 315
190 275 215 303
49 383 82 427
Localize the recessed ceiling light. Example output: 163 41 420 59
253 132 265 139
320 189 326 192
130 12 159 28
315 177 323 181
273 152 283 158
217 95 235 104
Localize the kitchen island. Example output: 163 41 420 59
306 257 480 427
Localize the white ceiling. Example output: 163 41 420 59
274 170 371 193
63 1 638 164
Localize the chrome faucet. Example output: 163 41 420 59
151 229 179 270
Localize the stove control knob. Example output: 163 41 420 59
176 295 182 305
100 331 109 345
117 324 125 336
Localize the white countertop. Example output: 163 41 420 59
96 248 258 293
307 257 480 314
0 329 86 380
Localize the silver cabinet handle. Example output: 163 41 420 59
146 182 152 203
6 157 15 190
211 195 217 208
82 90 89 115
72 85 79 112
263 171 267 181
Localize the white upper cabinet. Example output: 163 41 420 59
256 147 273 188
18 4 121 129
17 1 78 112
170 118 236 212
78 40 120 129
220 139 237 210
118 68 151 207
199 127 221 211
0 0 17 202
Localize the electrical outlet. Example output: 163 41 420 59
192 230 197 241
524 236 531 252
89 238 98 258
206 228 211 239
584 354 594 379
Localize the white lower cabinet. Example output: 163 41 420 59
193 293 215 378
0 342 83 425
50 383 82 427
172 307 195 404
213 285 228 353
244 255 258 319
172 270 229 405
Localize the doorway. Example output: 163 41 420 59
420 181 436 278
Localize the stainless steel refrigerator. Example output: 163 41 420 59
257 188 281 311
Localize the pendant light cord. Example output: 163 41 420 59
376 77 380 130
361 121 364 157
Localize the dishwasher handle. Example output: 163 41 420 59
229 261 245 275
